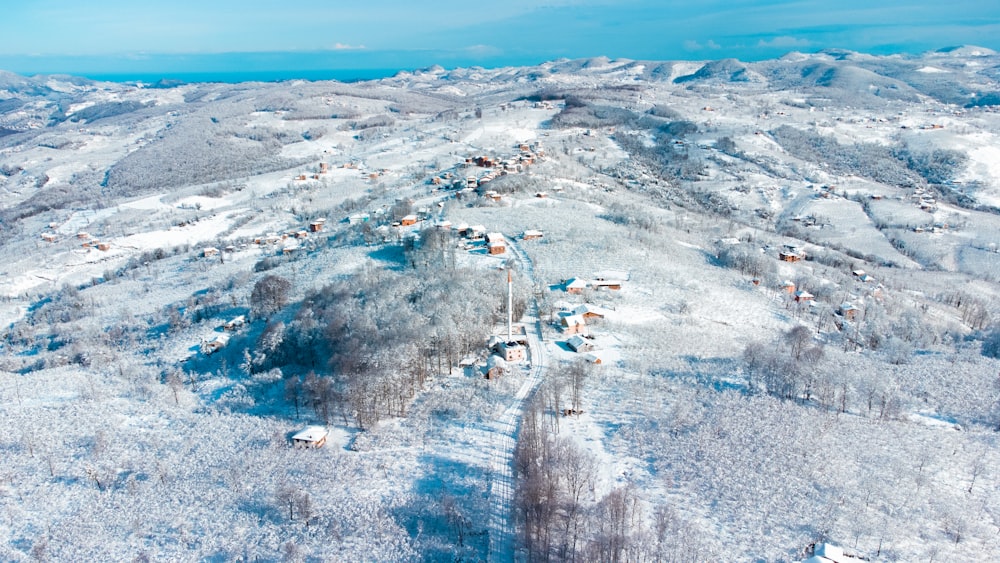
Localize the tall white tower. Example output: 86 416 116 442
507 269 513 342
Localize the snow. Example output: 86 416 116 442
2 50 1000 561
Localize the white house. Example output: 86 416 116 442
560 314 587 334
565 278 588 294
292 426 328 448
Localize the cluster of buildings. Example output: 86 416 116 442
555 272 630 364
38 229 112 252
562 270 630 294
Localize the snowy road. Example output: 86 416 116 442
487 238 548 563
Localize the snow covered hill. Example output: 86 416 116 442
2 47 1000 561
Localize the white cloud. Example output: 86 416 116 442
684 39 722 51
462 44 504 58
757 36 811 48
331 43 365 51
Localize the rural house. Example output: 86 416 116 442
201 333 229 355
560 314 587 334
292 426 328 448
572 304 606 319
565 278 588 294
566 334 595 353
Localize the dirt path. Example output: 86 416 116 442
486 237 548 562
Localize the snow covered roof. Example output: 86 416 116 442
561 314 586 327
566 278 588 290
572 304 606 317
567 334 594 352
593 269 629 281
487 354 508 370
292 426 328 443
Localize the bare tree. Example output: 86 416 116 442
250 275 291 320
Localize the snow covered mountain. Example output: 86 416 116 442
2 47 1000 561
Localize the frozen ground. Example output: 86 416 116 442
2 48 1000 561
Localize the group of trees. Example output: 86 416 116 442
514 379 719 562
743 325 826 401
252 228 530 428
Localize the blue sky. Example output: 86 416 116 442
2 0 998 78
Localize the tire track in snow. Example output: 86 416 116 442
487 237 547 563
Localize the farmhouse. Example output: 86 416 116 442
501 342 526 363
485 355 508 379
201 333 229 355
793 290 814 303
780 249 803 262
572 304 606 319
291 426 328 448
490 339 526 363
591 270 629 290
203 247 219 258
400 214 418 226
488 240 507 255
486 232 507 254
223 315 246 331
566 334 595 353
781 280 797 294
309 219 326 232
560 314 587 334
565 278 588 294
41 233 57 243
838 303 859 320
522 229 544 240
466 225 487 240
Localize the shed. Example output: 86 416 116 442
292 426 328 448
41 233 57 243
566 335 595 353
309 219 326 232
522 229 544 240
400 214 418 226
203 247 219 258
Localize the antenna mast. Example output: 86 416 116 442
507 269 513 342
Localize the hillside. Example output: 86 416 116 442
2 48 1000 562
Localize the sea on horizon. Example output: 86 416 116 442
80 68 401 84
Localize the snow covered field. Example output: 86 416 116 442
2 47 1000 561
